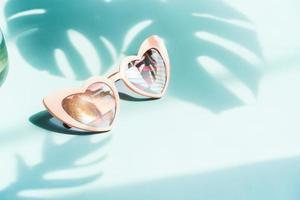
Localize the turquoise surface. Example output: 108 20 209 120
0 0 300 199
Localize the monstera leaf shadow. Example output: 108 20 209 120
29 110 109 135
5 0 263 112
1 133 111 200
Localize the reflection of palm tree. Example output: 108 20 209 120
129 49 159 84
143 50 159 81
5 0 263 112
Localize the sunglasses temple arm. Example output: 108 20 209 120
107 71 121 82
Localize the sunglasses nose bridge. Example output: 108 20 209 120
107 71 121 82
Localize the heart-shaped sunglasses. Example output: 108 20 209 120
43 35 170 132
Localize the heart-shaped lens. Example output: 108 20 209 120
62 82 116 128
125 48 167 95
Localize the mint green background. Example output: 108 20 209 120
1 0 300 199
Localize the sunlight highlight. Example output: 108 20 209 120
43 161 104 180
8 9 46 21
192 13 255 30
54 49 76 79
75 150 108 166
67 29 101 76
198 56 256 104
122 20 153 52
100 36 118 63
196 31 261 68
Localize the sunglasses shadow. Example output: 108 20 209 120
116 80 157 102
29 111 108 135
119 92 157 102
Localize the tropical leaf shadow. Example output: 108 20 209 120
1 133 111 199
29 110 108 135
5 0 263 112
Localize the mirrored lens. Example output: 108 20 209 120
125 48 167 95
62 82 116 128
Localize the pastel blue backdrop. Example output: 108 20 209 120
0 0 300 199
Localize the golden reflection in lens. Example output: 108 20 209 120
62 82 116 128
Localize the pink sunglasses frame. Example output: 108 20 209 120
43 35 170 132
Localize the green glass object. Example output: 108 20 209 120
0 29 8 86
